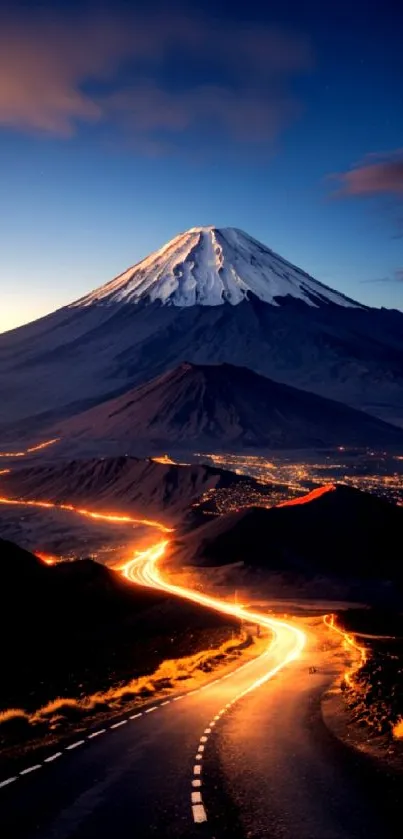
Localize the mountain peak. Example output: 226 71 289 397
54 360 403 450
73 226 362 311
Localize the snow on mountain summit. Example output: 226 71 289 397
73 226 362 310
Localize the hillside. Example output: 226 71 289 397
0 538 237 716
176 485 403 593
1 227 403 433
0 454 276 522
55 362 403 450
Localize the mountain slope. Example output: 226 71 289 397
0 539 237 715
55 362 403 450
74 226 361 310
1 226 403 432
177 484 403 589
0 455 275 522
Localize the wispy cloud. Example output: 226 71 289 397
0 11 313 150
360 269 403 284
0 15 129 136
332 149 403 197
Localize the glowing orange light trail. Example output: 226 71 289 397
35 551 58 565
120 541 306 683
0 496 173 533
277 484 336 507
0 429 305 696
0 438 59 458
324 613 367 686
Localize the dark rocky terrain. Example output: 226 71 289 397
174 484 403 605
1 227 403 434
0 538 237 718
334 610 403 743
0 454 278 522
53 362 403 451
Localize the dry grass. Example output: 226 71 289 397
393 718 403 740
0 708 29 724
0 632 265 739
0 708 32 744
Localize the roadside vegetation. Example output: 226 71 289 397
0 536 269 759
337 610 403 741
0 631 268 761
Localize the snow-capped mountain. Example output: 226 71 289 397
74 226 361 310
0 225 402 435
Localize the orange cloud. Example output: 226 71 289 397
333 150 403 197
0 11 312 147
0 16 130 135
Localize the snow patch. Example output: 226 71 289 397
72 226 362 310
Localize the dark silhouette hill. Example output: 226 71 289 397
0 539 236 714
54 362 403 450
0 454 277 522
177 484 403 586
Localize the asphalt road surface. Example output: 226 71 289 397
0 633 400 839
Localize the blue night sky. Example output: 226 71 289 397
0 0 402 332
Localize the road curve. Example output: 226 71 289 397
0 537 400 837
121 539 306 693
0 622 399 838
200 647 401 839
0 627 303 839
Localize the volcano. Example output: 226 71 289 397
73 226 361 310
1 225 403 433
54 362 403 451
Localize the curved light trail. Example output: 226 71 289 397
324 613 367 686
121 541 306 686
0 495 172 533
0 435 305 695
35 551 59 565
0 438 59 458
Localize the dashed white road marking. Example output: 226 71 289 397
192 803 207 823
0 777 17 788
0 653 271 804
188 631 302 825
190 655 283 823
0 656 267 794
20 765 41 775
87 729 106 738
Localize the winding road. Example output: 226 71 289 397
0 476 401 836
